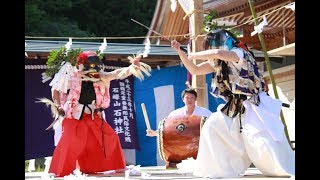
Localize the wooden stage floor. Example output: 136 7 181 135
25 166 294 180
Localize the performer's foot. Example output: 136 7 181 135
165 162 177 169
115 168 126 173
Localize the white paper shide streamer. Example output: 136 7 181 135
143 37 151 58
25 42 28 57
42 72 52 83
284 2 295 11
251 15 268 36
170 0 177 12
64 38 73 54
49 61 75 93
99 38 108 54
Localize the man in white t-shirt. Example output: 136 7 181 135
146 88 212 137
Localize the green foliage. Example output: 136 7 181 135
96 50 104 60
25 158 45 172
25 4 46 34
25 0 157 43
202 10 240 37
202 11 218 32
45 47 82 77
25 0 92 37
25 160 29 172
45 47 104 77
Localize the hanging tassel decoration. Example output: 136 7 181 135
35 98 59 120
117 54 152 81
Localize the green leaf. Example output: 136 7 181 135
45 47 82 77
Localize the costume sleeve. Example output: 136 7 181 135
230 47 245 70
230 47 244 60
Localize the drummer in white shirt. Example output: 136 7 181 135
146 88 212 137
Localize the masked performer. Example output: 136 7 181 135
171 29 295 178
41 51 150 177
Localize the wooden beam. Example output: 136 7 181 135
189 0 207 108
26 52 183 69
263 64 295 82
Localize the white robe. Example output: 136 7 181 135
192 92 295 178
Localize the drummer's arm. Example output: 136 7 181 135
146 129 159 137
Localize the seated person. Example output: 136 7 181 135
146 88 212 137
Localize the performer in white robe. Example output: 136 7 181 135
171 29 295 178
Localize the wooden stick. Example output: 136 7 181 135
141 103 151 130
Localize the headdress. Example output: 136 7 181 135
204 29 238 50
76 51 103 74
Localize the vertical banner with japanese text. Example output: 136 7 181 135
103 60 139 149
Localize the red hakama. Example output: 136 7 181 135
49 113 126 177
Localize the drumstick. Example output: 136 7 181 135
141 103 151 130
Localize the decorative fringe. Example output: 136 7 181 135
117 54 152 81
41 72 52 83
35 98 59 120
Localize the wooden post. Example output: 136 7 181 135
189 0 207 108
247 0 292 149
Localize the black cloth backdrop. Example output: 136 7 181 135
25 68 55 160
25 59 139 160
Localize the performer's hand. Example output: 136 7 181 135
58 107 65 116
146 129 158 137
132 54 142 68
171 40 181 51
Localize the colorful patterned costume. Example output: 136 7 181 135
193 35 295 178
47 51 130 177
209 46 266 128
172 29 295 178
49 70 126 177
45 51 151 177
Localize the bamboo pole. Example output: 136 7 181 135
247 0 293 149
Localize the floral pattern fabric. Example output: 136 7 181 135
63 71 111 118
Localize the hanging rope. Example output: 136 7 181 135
25 34 189 40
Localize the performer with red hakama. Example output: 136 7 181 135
40 50 151 177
